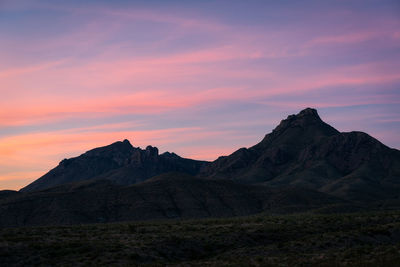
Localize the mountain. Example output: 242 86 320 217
20 108 400 201
0 173 344 227
3 107 399 227
199 108 400 202
20 139 208 192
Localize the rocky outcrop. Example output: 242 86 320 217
20 140 208 192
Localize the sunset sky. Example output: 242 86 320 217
1 0 399 190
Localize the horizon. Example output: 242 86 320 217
1 0 400 190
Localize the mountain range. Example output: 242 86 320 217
20 141 207 192
1 108 399 226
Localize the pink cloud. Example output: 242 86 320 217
1 57 398 128
0 85 253 127
307 31 382 46
258 95 400 110
55 4 228 32
0 59 67 78
258 61 400 98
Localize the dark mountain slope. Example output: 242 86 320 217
199 108 400 202
0 190 20 200
20 140 208 192
93 151 208 185
199 108 339 183
0 173 343 227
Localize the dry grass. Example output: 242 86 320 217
1 211 400 266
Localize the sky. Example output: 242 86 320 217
0 0 399 190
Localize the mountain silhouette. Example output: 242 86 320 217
1 107 399 226
200 108 400 202
20 139 207 192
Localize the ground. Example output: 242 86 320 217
1 211 400 266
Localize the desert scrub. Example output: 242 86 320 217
1 210 400 266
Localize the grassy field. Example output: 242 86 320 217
1 211 400 266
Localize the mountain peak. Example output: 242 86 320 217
274 107 321 131
285 107 321 122
266 107 338 142
122 139 131 145
110 139 133 149
83 139 134 158
298 107 319 117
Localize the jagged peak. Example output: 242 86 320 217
285 107 321 121
161 151 180 158
109 139 134 148
122 139 131 145
145 145 159 157
298 107 319 117
84 139 134 156
273 108 322 132
256 108 340 145
110 139 133 147
300 107 317 114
